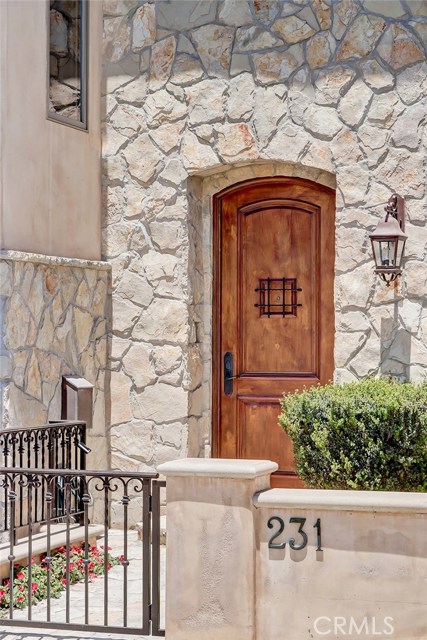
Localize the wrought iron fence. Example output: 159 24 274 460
0 422 88 542
0 468 165 636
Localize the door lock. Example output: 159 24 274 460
224 352 240 395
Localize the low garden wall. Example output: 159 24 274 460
159 459 427 640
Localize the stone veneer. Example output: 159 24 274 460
102 0 427 470
0 252 110 470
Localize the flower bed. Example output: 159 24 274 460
0 544 121 609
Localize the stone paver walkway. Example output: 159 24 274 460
0 530 165 640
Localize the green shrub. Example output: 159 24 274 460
279 378 427 491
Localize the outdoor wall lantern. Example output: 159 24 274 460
369 193 407 286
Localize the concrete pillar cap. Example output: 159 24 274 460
157 458 278 479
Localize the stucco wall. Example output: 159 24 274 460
0 0 102 261
102 0 427 469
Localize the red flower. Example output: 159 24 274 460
16 572 24 580
61 578 67 585
69 562 75 571
32 583 38 592
17 595 24 603
119 555 125 562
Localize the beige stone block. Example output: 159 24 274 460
398 300 421 334
253 85 286 149
149 220 185 251
131 3 156 52
0 262 12 297
141 251 178 283
115 76 148 105
312 0 331 29
182 131 219 172
332 0 359 40
5 294 32 350
375 149 424 199
138 383 188 423
314 65 355 106
395 61 427 106
186 78 227 125
337 162 370 206
360 58 394 91
103 16 130 63
171 54 205 86
110 370 132 426
336 262 375 309
191 25 234 76
337 311 371 333
230 53 252 77
306 31 335 68
405 224 427 261
110 419 153 462
149 121 186 154
335 226 369 273
227 73 255 121
155 422 184 450
391 102 425 150
349 332 382 376
377 23 424 71
273 15 315 44
157 0 217 30
331 128 363 167
112 297 140 334
133 298 189 344
303 104 343 139
215 123 257 161
144 89 187 127
74 308 93 353
110 104 146 138
334 330 368 368
404 261 427 298
337 14 386 60
123 343 156 389
219 0 253 26
149 36 176 91
12 350 29 388
0 356 11 382
123 134 164 185
8 383 46 428
153 345 182 375
115 270 153 308
253 47 303 85
363 0 406 17
235 26 282 52
338 79 372 128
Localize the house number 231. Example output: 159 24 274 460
267 516 323 551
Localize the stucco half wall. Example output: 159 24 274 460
159 458 427 640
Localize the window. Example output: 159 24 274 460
48 0 88 129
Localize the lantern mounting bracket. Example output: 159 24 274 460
384 193 405 232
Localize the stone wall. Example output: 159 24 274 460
0 252 110 470
102 0 427 468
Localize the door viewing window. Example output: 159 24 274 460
48 0 88 129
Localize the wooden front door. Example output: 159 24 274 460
212 177 335 487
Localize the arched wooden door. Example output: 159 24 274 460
212 177 335 488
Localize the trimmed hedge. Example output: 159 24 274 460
279 378 427 491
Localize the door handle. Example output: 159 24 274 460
224 352 239 396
